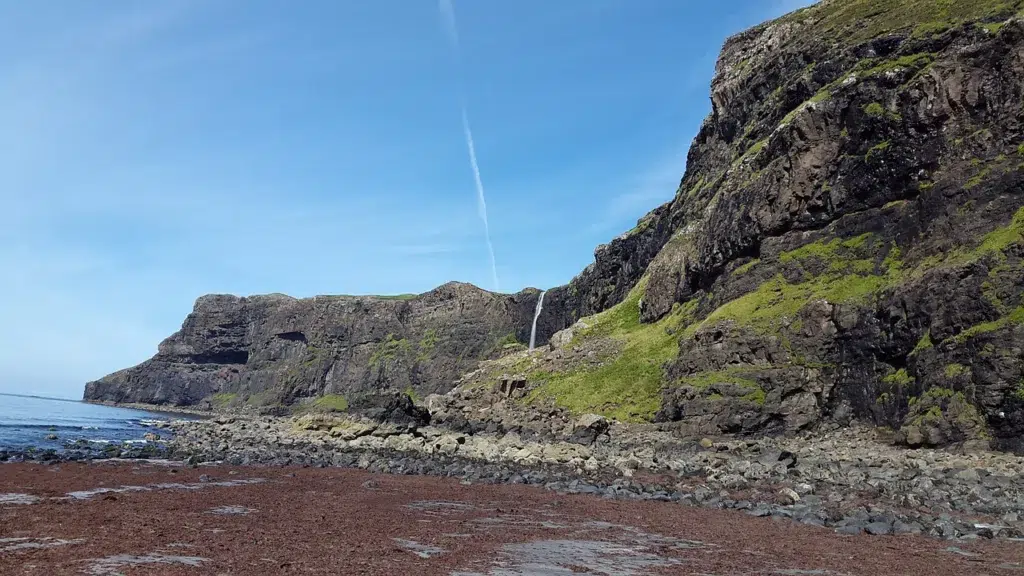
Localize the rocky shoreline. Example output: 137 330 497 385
166 414 1024 541
12 404 1022 544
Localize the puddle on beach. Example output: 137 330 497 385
774 565 847 569
0 493 41 505
451 539 681 576
404 500 480 515
0 537 84 552
64 478 266 500
394 538 446 559
404 497 708 575
471 516 569 530
84 553 207 575
208 505 257 515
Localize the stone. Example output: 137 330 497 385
777 488 800 505
699 438 715 449
893 520 923 535
864 521 893 536
569 414 609 445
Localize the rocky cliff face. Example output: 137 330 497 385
88 0 1024 451
652 0 1024 451
479 0 1024 451
84 282 564 407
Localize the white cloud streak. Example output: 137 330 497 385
438 0 500 292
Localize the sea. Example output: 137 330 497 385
0 393 177 452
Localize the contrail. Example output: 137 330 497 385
438 0 500 292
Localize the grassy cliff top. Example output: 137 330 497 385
780 0 1023 44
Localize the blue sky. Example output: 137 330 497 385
0 0 814 398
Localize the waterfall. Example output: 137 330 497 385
529 290 547 351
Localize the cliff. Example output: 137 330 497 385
84 282 561 407
435 0 1024 451
87 0 1024 450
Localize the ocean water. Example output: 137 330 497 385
0 393 174 451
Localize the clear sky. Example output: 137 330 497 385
0 0 814 398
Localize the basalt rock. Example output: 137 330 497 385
86 1 1024 452
645 3 1024 446
516 1 1024 450
84 283 571 407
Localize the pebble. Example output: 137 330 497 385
13 413 1023 543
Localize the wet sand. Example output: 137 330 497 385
1 462 1021 575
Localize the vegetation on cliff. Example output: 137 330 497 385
85 0 1024 452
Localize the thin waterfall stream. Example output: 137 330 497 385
529 291 547 351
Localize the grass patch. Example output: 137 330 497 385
733 259 761 276
944 363 970 378
883 368 915 387
779 233 873 266
910 331 933 355
676 367 769 405
689 273 891 336
403 386 420 404
370 334 411 367
210 393 238 410
416 329 439 362
696 206 1022 342
864 102 886 117
495 333 520 348
778 0 1023 47
528 278 696 422
375 294 418 300
245 391 279 407
310 394 349 412
979 21 1007 34
915 206 1024 277
946 305 1024 344
858 53 936 78
866 140 891 161
689 234 902 336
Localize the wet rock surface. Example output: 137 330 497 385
2 462 1021 575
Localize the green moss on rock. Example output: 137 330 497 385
864 102 886 117
866 140 891 161
370 334 411 367
375 294 418 300
1014 380 1024 402
944 363 970 378
691 234 901 336
210 393 238 410
883 368 915 387
910 331 933 355
733 258 760 276
310 394 349 412
912 206 1024 277
947 305 1024 344
780 0 1023 47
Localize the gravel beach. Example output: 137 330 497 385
2 461 1023 575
